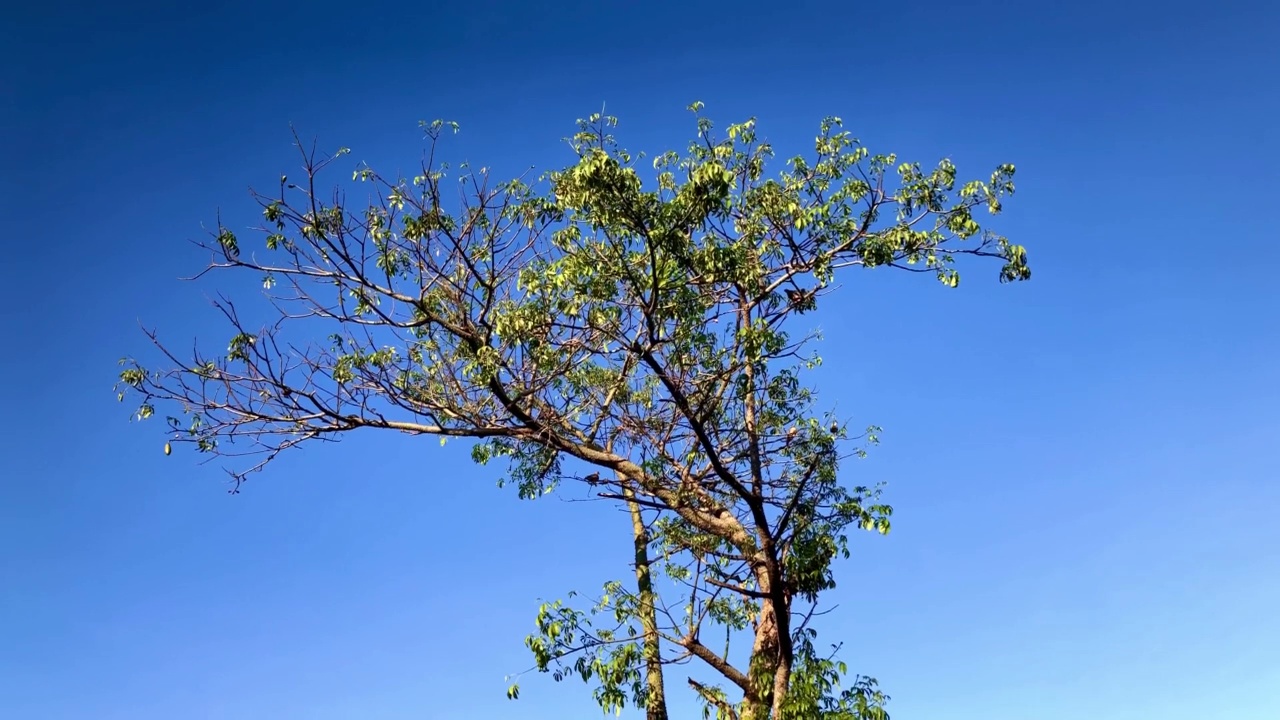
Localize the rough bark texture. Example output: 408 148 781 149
625 481 669 720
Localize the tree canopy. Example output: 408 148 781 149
117 104 1029 719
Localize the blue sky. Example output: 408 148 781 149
3 0 1277 718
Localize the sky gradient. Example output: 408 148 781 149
3 0 1278 718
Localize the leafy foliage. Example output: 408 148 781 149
117 106 1029 719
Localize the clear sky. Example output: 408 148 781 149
2 0 1277 718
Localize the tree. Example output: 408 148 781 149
117 104 1029 719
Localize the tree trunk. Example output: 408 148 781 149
741 569 793 720
739 599 780 720
624 482 668 720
